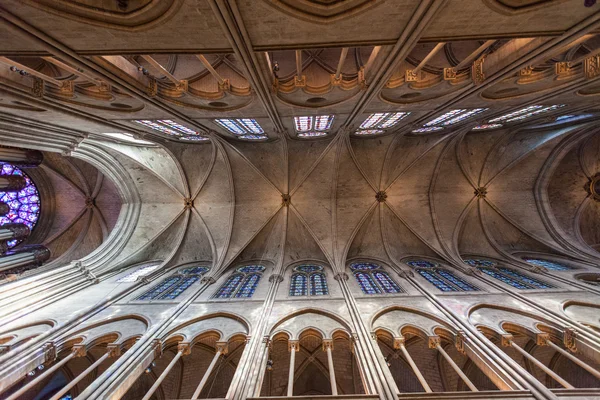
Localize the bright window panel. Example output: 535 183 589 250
437 270 478 291
215 274 244 298
354 129 385 136
240 135 268 140
480 267 529 289
135 120 181 136
298 131 328 138
158 120 198 135
237 118 264 134
160 276 199 299
314 115 334 131
498 267 553 289
441 108 487 126
310 273 329 296
290 273 308 296
180 135 209 141
487 106 544 123
354 271 382 294
407 260 436 268
502 105 565 123
238 265 266 273
472 124 503 131
137 276 182 300
360 112 409 129
235 274 261 298
117 263 160 283
294 116 313 132
295 116 333 133
0 163 41 248
373 271 402 293
418 270 455 292
296 265 323 273
463 259 496 268
379 112 410 128
412 127 443 133
215 119 246 135
424 109 466 127
360 113 387 129
351 262 381 271
523 258 570 271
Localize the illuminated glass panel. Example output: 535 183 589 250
215 119 245 135
180 135 209 141
354 129 384 136
296 265 323 273
417 269 455 292
0 164 41 248
294 116 313 132
310 273 329 295
479 267 529 289
354 271 381 294
463 259 496 268
135 120 208 141
412 127 443 133
407 260 436 268
294 116 334 137
555 114 593 123
424 109 466 127
360 113 387 129
298 132 328 138
235 274 261 298
523 258 570 271
215 274 244 298
117 263 160 283
160 276 200 299
238 265 266 273
488 106 542 123
356 112 410 135
137 276 181 300
441 108 487 126
502 105 565 122
180 266 210 275
350 262 381 271
380 112 410 128
373 271 401 293
290 273 308 296
158 120 197 135
135 120 181 136
437 270 478 291
314 115 334 131
238 119 264 134
472 124 503 131
498 267 552 289
556 115 575 121
240 135 268 140
135 266 208 300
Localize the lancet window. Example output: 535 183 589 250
355 112 410 135
215 265 266 298
136 266 209 300
294 115 334 138
464 259 553 289
407 260 479 292
214 119 268 140
351 262 402 294
289 265 329 296
523 258 571 271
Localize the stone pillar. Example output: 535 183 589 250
0 202 9 216
394 336 431 392
0 224 30 254
0 245 50 273
287 340 299 397
191 341 228 399
0 147 43 167
142 342 191 400
323 339 338 395
429 336 478 391
0 176 26 192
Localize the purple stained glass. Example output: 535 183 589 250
235 274 261 298
354 271 381 294
215 274 244 298
0 163 41 248
373 271 401 293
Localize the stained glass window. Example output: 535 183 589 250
214 265 265 299
409 260 479 292
498 267 552 289
136 266 208 300
355 112 410 135
0 163 41 249
488 105 565 123
473 257 553 289
351 262 402 294
294 115 334 138
523 258 571 271
117 263 161 283
472 124 503 131
411 126 443 133
135 120 208 141
215 119 266 139
289 265 328 296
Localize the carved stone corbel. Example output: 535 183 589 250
455 331 466 354
152 339 163 359
519 66 533 76
177 342 192 356
218 79 230 91
536 333 550 346
555 62 571 77
60 80 75 96
146 77 157 97
428 336 441 349
584 55 600 79
501 334 513 347
334 272 349 281
405 69 418 82
471 57 485 85
269 274 284 283
72 344 87 358
216 341 229 355
330 73 342 86
32 77 44 98
443 67 457 81
322 339 334 352
393 336 405 349
563 328 577 352
43 342 56 363
294 75 306 87
288 340 299 352
358 67 366 89
107 343 121 358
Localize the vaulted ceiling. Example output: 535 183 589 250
1 0 600 271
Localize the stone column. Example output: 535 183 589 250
0 202 9 216
0 224 30 253
323 339 338 395
142 342 191 400
0 176 26 192
0 147 43 167
430 336 478 392
0 245 50 273
394 336 432 392
191 341 228 399
287 340 299 397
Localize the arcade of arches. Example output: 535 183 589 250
2 1 600 399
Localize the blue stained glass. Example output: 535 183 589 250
60 395 72 400
373 271 401 293
354 271 381 294
463 259 496 268
480 267 529 289
0 163 41 248
296 265 323 273
137 276 182 300
235 274 261 298
418 270 455 292
181 266 210 275
407 260 436 268
350 262 380 271
498 267 552 289
215 274 244 298
290 273 308 296
238 265 266 274
523 258 570 271
215 119 245 135
160 276 199 299
310 272 329 296
437 270 478 291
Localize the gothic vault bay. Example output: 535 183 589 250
3 1 600 400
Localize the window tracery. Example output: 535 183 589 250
487 104 565 123
215 265 265 299
214 118 268 140
523 258 571 271
136 266 209 300
134 120 209 141
355 112 410 135
351 262 402 294
0 163 41 249
289 265 329 296
294 115 334 138
464 259 552 289
407 260 478 292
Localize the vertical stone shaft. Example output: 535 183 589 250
0 147 43 167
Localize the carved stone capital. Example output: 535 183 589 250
146 77 157 97
107 343 121 358
330 73 342 86
584 55 600 79
216 341 229 355
501 334 513 347
563 328 577 352
519 66 533 76
443 67 457 80
269 274 284 283
60 80 75 96
555 62 571 76
393 337 405 349
536 333 550 346
288 340 299 352
471 57 485 85
72 344 87 358
428 335 441 349
294 75 306 87
32 77 44 98
152 339 163 359
218 79 231 91
322 339 334 351
334 272 349 281
43 342 57 363
177 342 192 356
455 331 466 354
201 276 216 285
1 223 30 240
405 69 418 82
